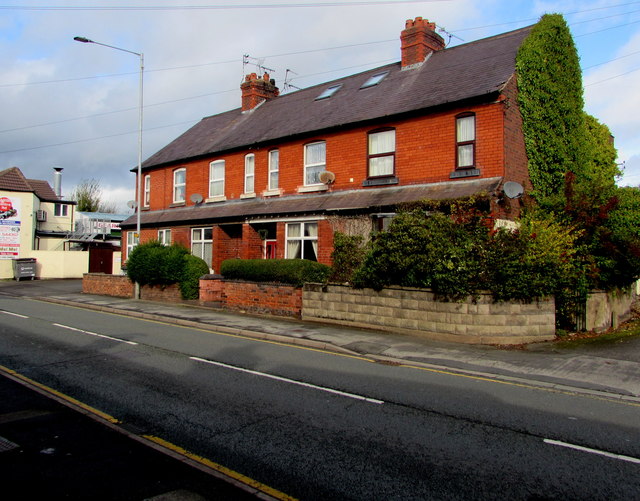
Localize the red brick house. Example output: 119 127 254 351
120 17 533 271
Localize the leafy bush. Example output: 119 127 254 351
330 232 367 283
180 254 211 300
220 258 331 286
126 241 208 299
353 211 487 300
486 214 583 301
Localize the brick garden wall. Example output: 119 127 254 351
302 284 556 345
200 277 302 317
83 273 133 298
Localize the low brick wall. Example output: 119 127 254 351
587 289 636 332
83 273 181 302
83 273 133 298
200 276 302 317
302 284 556 345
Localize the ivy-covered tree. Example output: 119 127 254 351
516 13 588 199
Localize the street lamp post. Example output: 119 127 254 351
74 36 144 298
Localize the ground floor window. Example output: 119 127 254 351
126 231 139 259
158 229 171 246
286 222 318 261
191 227 212 268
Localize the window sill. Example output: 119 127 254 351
262 188 283 197
170 201 186 208
449 168 480 179
240 192 256 199
205 195 227 203
298 184 328 193
362 176 399 187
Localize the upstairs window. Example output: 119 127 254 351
143 174 150 207
54 203 68 217
456 113 476 168
173 168 186 203
209 160 225 198
244 154 255 194
368 129 396 177
268 149 279 190
304 141 326 186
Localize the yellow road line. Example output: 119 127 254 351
399 363 640 407
144 435 298 501
0 364 120 423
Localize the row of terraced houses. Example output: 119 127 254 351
120 17 533 272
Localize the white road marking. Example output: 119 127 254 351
53 323 138 345
544 439 640 464
0 310 28 319
190 356 384 404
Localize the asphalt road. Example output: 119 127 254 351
1 294 639 500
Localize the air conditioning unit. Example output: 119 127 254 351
36 210 47 222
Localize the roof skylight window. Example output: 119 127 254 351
360 71 389 89
315 84 342 100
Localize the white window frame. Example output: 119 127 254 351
304 141 326 187
244 154 255 194
126 231 139 258
143 174 151 207
268 149 279 191
285 221 318 261
173 168 186 203
191 227 213 269
54 203 69 217
208 160 225 199
158 229 171 246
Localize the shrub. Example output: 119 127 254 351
220 258 331 286
486 214 583 301
330 232 367 283
180 254 211 300
353 211 487 300
126 242 207 299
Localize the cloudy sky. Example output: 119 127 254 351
1 0 639 213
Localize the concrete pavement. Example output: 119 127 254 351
1 278 639 400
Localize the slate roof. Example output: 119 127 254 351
121 177 502 229
0 167 67 202
142 24 533 170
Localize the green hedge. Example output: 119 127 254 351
126 241 209 299
220 258 331 286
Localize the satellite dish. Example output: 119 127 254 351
503 181 524 199
318 171 336 184
126 200 137 209
190 193 204 204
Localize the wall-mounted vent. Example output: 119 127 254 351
36 210 47 222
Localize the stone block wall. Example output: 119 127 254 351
302 284 556 345
83 273 133 298
586 289 636 332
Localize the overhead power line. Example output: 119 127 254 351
0 1 452 11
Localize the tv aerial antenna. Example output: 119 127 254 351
436 25 464 46
284 69 301 91
242 54 275 79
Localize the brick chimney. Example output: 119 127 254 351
400 17 445 68
241 72 280 111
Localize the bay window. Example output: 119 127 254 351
191 227 212 268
